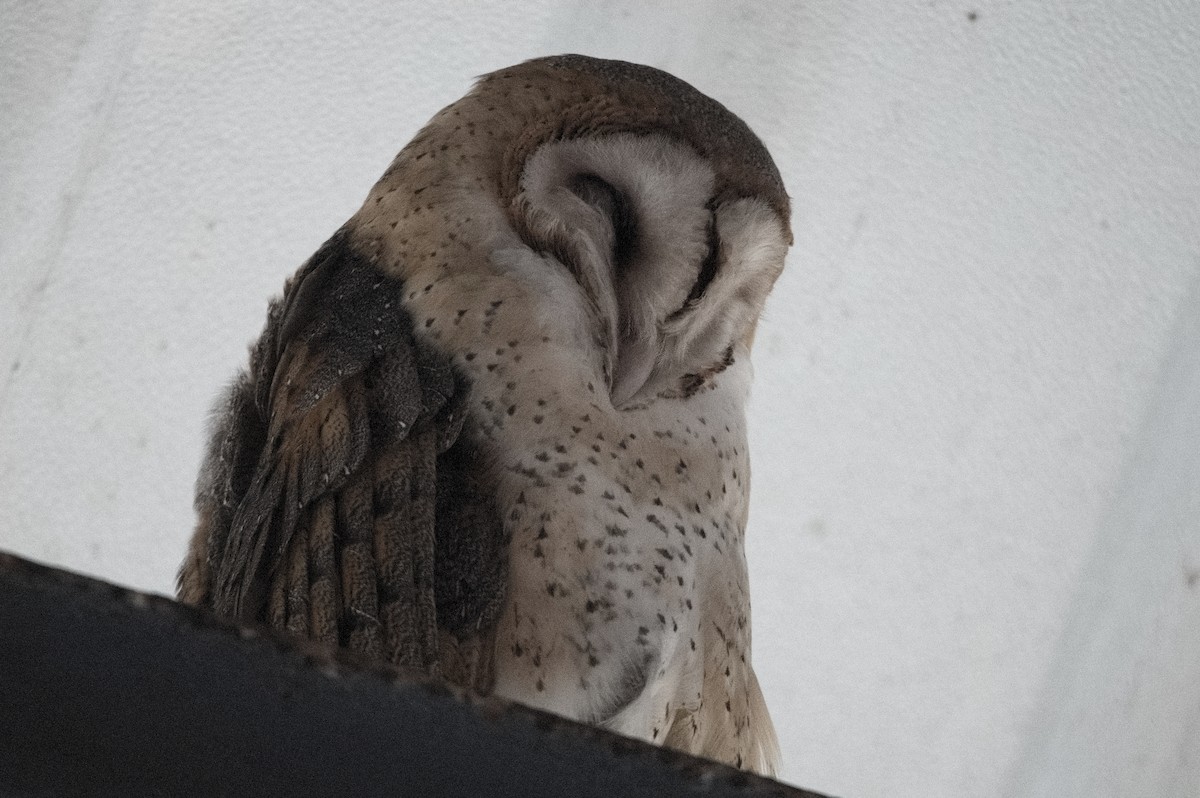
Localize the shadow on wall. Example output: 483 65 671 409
1004 268 1200 798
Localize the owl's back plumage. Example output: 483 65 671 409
180 55 790 775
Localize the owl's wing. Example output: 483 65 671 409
178 230 505 684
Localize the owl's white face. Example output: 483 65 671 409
516 134 790 409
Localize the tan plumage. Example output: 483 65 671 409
180 55 790 774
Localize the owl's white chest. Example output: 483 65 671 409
473 343 755 746
405 251 766 766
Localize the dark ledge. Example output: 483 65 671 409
0 551 833 798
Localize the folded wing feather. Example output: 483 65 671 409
179 230 506 683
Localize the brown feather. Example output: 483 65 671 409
283 522 309 638
307 496 339 644
179 230 506 683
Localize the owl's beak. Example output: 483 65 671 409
610 330 657 408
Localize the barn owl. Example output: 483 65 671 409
179 55 791 775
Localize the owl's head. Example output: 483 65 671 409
358 55 791 409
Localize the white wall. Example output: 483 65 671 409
2 3 1197 796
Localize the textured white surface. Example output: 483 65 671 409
2 3 1198 797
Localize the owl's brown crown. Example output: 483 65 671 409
490 55 790 241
